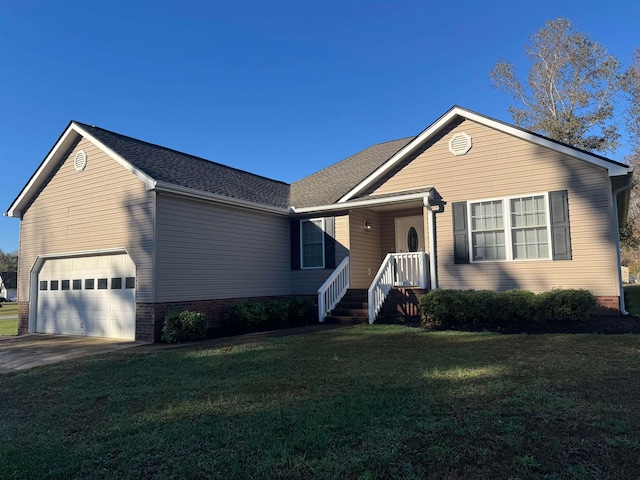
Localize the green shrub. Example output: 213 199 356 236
266 300 288 326
420 288 596 329
536 289 596 323
161 310 208 344
287 297 309 324
225 302 268 331
495 289 538 325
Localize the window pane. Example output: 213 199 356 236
111 278 122 289
73 279 82 290
125 277 135 289
61 280 70 291
50 280 59 291
85 279 94 290
511 195 548 259
39 281 48 291
472 231 505 261
301 219 324 268
97 278 108 289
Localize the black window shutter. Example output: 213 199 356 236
549 190 572 260
324 217 336 269
290 220 301 270
452 201 470 264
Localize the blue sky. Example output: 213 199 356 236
0 0 638 253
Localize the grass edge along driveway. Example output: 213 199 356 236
2 325 640 480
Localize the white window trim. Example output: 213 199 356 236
467 192 553 263
300 218 325 269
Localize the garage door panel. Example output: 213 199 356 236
36 254 135 340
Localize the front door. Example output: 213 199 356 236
395 216 425 253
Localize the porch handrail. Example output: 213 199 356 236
317 256 350 322
368 252 428 324
368 254 395 324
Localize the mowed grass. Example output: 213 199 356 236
1 326 640 480
625 284 640 316
0 303 18 336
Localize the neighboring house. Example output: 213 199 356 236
5 106 633 342
0 271 17 301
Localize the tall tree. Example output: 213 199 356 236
0 250 18 272
490 18 623 154
621 47 640 265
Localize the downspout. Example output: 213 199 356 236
612 177 633 315
424 194 438 290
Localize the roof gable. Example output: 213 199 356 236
338 106 632 204
7 122 291 217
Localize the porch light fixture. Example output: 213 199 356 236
363 219 372 232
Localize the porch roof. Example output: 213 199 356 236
291 186 434 215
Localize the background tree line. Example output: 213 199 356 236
0 249 18 272
490 18 639 272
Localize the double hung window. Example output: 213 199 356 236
301 219 325 268
454 190 570 264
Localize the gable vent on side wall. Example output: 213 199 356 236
74 150 87 172
448 132 472 156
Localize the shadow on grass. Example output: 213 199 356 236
2 325 640 479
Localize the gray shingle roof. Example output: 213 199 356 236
0 272 17 289
290 137 415 208
74 122 415 211
75 122 291 209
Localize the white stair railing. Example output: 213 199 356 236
317 256 350 322
368 252 428 324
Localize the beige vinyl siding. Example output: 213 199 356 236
290 215 350 295
18 138 155 301
371 119 619 297
349 209 381 288
155 194 290 301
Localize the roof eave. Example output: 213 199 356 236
292 188 434 215
153 182 290 215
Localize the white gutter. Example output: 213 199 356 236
292 188 433 215
153 181 290 216
612 176 633 315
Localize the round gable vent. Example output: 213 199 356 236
449 132 472 156
74 150 87 172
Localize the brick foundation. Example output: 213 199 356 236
595 296 621 315
136 294 317 343
17 301 29 335
381 288 427 320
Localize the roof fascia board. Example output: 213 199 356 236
5 123 157 218
6 124 80 218
72 123 157 189
292 188 433 214
153 181 290 215
339 107 631 203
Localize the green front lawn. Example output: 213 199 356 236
0 303 18 336
1 325 639 479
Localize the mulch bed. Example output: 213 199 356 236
417 314 640 334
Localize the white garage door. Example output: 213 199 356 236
36 254 136 339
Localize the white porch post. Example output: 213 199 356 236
424 195 437 290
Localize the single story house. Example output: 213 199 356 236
5 106 633 342
0 271 17 301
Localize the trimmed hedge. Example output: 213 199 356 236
419 289 596 329
224 297 310 333
161 310 208 344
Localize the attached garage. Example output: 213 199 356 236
34 253 136 339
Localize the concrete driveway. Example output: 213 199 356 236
0 335 139 374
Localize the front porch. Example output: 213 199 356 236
318 251 430 324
